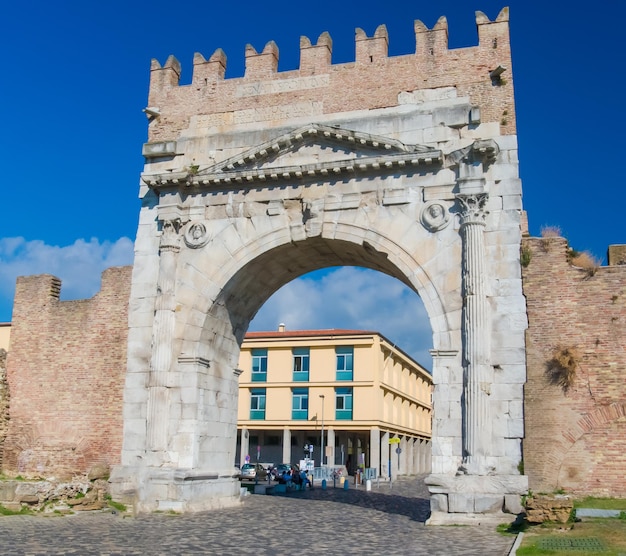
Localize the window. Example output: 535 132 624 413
251 349 268 382
292 388 309 420
335 387 353 420
335 346 353 380
292 347 310 381
250 388 266 420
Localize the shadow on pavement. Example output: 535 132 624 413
274 484 431 523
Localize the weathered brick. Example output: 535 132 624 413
522 237 626 497
2 268 131 479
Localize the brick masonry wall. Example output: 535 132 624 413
1 267 132 479
0 348 7 470
146 11 515 143
522 237 626 497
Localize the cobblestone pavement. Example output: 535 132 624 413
0 475 516 555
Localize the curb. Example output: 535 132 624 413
508 532 524 555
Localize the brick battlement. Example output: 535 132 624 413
2 267 132 479
146 8 514 142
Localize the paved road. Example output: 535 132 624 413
0 475 516 555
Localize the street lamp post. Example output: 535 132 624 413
319 394 325 468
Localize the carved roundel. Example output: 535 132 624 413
420 202 451 232
184 221 210 248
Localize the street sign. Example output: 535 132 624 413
389 438 401 444
395 447 402 454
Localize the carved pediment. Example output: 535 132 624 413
143 124 443 190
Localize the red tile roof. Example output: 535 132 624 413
244 328 378 339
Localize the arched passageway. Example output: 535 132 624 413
111 10 528 522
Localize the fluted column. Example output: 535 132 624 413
147 219 180 452
457 193 493 475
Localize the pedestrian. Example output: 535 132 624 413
299 469 311 489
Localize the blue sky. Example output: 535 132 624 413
1 1 623 366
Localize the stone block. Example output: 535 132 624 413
504 494 524 515
423 125 457 144
491 382 524 402
0 482 17 502
507 419 524 438
434 417 461 437
474 495 503 513
430 493 448 512
494 177 522 195
508 400 524 419
502 194 523 210
491 163 519 181
493 135 518 151
459 121 500 140
503 439 523 462
432 105 471 128
448 492 474 513
157 499 185 512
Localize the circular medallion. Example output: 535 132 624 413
420 202 450 232
184 221 210 248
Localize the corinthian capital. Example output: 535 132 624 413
456 193 489 227
159 219 181 252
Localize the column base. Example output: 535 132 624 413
109 465 242 514
425 473 528 525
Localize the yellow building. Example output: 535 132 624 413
0 323 10 352
237 326 432 478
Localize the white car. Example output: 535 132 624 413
239 463 268 480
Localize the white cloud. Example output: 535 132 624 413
0 237 134 321
250 267 433 368
0 239 433 368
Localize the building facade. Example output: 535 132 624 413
236 327 432 478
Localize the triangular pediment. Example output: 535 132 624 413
143 124 443 189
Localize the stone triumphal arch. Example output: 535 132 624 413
110 9 528 522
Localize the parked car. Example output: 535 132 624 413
239 463 268 481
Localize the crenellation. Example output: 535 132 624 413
355 24 388 64
149 55 181 105
144 15 516 143
299 32 332 74
476 8 510 50
415 16 448 58
192 49 227 85
244 41 279 77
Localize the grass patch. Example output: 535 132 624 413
517 517 626 555
0 504 33 516
569 251 601 277
574 497 626 511
539 225 562 252
105 497 127 513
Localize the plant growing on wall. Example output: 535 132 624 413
569 250 601 277
520 244 532 267
545 345 580 392
539 225 562 252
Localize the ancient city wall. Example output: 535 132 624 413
0 348 8 470
522 237 626 497
2 241 625 496
1 267 131 479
